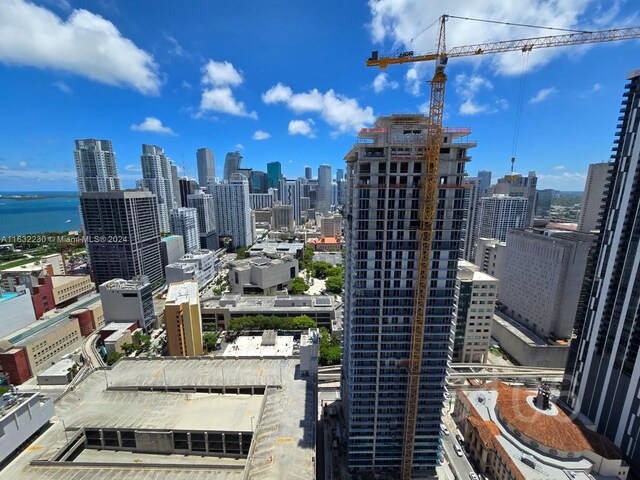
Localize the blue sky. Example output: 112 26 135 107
0 0 638 192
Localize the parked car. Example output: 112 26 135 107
455 433 465 445
454 444 463 457
440 424 450 435
469 473 479 480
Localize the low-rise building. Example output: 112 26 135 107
453 261 499 363
165 249 221 290
165 280 203 356
248 241 304 258
0 390 54 465
201 293 338 331
320 213 343 238
308 236 344 251
229 255 298 294
50 275 93 305
68 303 104 337
36 357 76 385
454 382 628 480
99 276 155 331
223 331 294 357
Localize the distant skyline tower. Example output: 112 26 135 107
140 144 176 233
178 177 198 208
196 147 215 188
578 162 612 233
488 171 537 227
80 190 162 288
170 207 200 253
74 139 122 193
210 175 253 249
462 177 481 262
187 190 216 237
223 151 242 181
342 115 474 476
336 168 344 181
279 178 301 225
267 161 282 190
316 164 332 214
477 170 492 195
304 166 312 180
563 68 640 477
477 194 528 242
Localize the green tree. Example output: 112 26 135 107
132 331 151 352
318 327 342 366
203 331 220 352
106 351 123 366
229 314 317 332
325 275 343 294
300 245 315 271
289 277 310 294
236 247 249 259
121 343 136 356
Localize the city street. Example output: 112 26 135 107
442 410 477 480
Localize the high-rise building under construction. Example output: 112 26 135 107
341 115 474 476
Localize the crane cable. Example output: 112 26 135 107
512 52 530 160
445 14 591 34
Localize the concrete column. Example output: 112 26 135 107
239 433 243 455
205 432 209 454
222 433 226 454
187 432 192 453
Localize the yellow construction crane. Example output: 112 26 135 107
366 14 640 479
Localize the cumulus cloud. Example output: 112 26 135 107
52 80 72 94
288 119 316 138
130 117 176 135
252 130 271 140
455 73 507 115
235 143 244 150
262 83 374 135
372 72 398 93
0 0 161 95
125 164 142 172
537 171 587 190
18 160 27 167
367 0 613 88
530 87 558 104
198 60 257 119
552 165 566 170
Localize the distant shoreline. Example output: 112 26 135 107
0 193 78 201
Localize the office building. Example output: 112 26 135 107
499 229 595 340
279 178 301 225
488 171 537 226
178 177 198 207
165 249 220 289
170 207 200 253
477 194 528 242
454 383 628 480
336 168 344 181
342 115 473 476
271 203 295 231
187 190 217 247
320 213 343 238
475 237 507 279
99 276 155 330
74 139 121 193
563 69 640 476
1 357 315 480
267 161 281 189
250 190 276 210
304 166 312 180
229 255 298 295
170 162 181 207
160 235 185 268
139 144 176 233
164 280 203 356
316 164 332 214
578 162 611 232
462 176 481 261
80 190 163 287
453 261 498 363
535 188 554 217
210 176 253 249
196 147 215 188
336 178 347 207
223 151 243 181
250 170 268 193
477 169 491 194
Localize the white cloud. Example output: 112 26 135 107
0 166 76 181
418 101 429 114
530 87 558 104
166 35 186 57
198 60 257 119
201 60 243 87
235 143 244 150
368 0 605 88
262 83 374 135
130 117 177 136
181 80 192 90
52 80 72 94
0 0 161 95
288 119 316 138
537 171 587 190
552 165 566 170
372 72 398 93
18 160 27 167
252 130 271 140
125 164 142 172
455 73 507 115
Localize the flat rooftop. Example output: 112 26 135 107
50 275 90 288
166 281 198 305
223 335 294 357
3 357 315 480
0 291 19 303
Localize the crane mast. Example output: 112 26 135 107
365 14 640 480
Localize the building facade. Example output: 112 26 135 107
139 144 176 233
196 147 215 188
229 255 298 295
487 171 537 227
267 161 281 190
99 276 155 330
577 162 611 233
160 235 185 268
477 170 491 195
223 151 242 181
164 281 203 356
170 208 200 253
462 176 481 262
74 139 122 193
477 195 528 243
341 115 473 476
271 204 295 232
316 164 332 214
80 190 163 288
210 176 253 249
279 178 301 225
562 69 640 476
187 191 217 237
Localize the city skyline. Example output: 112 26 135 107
0 1 638 191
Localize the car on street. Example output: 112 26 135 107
454 444 463 457
456 433 465 445
469 473 479 480
440 424 450 435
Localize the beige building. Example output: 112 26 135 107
51 275 93 305
229 255 298 295
454 382 628 480
320 213 343 238
164 281 203 356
